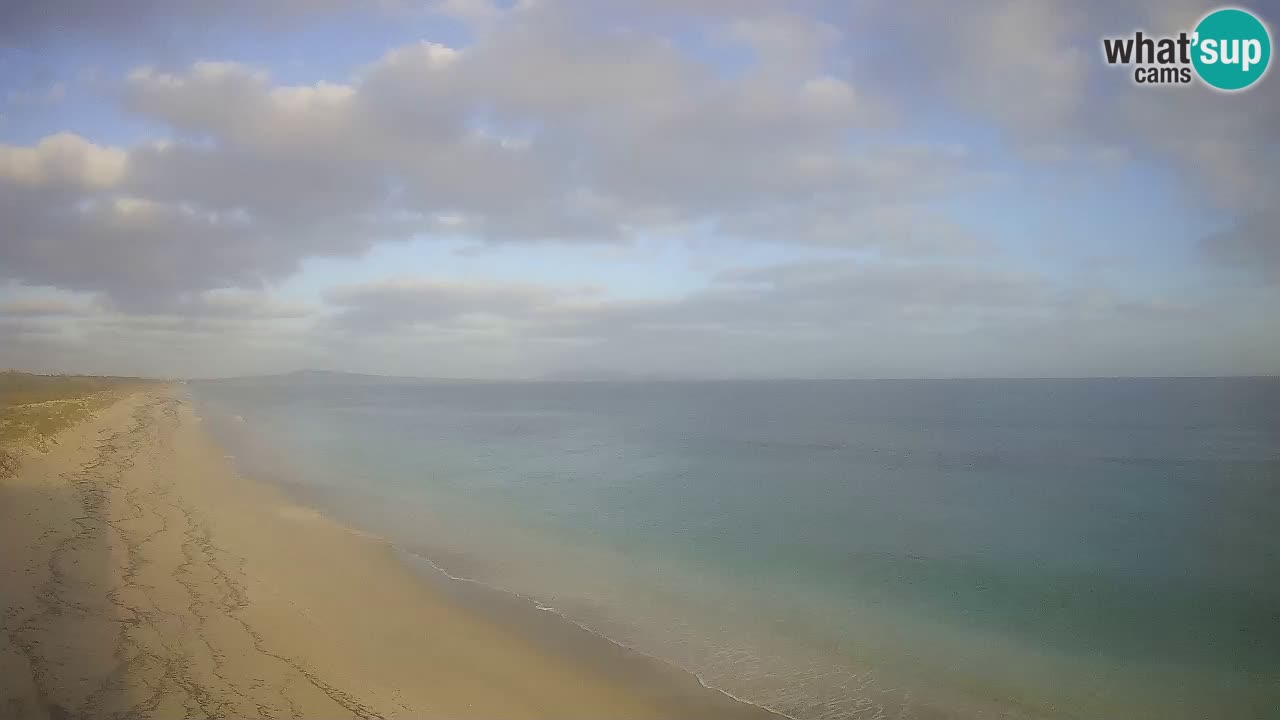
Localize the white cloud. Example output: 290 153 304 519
0 133 128 190
3 2 977 313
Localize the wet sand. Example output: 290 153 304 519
0 388 782 719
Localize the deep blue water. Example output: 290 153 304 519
190 376 1280 719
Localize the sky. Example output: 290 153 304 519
0 0 1277 379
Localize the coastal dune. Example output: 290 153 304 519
0 388 779 719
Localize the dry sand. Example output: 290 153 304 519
1 389 781 719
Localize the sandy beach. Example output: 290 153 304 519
0 388 780 719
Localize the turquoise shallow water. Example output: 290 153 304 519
190 376 1280 719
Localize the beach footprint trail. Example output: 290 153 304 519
0 393 383 720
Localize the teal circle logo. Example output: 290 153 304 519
1192 8 1271 90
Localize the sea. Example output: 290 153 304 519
188 375 1280 719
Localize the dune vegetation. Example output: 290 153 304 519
0 371 155 476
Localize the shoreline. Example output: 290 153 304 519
195 393 795 720
1 388 783 719
205 414 795 720
389 546 800 720
186 392 800 720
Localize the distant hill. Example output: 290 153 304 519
538 369 699 381
282 369 380 381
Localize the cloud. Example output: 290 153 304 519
3 3 992 312
0 133 128 190
325 277 578 333
0 0 350 45
2 0 1278 378
164 290 315 320
3 252 1277 378
1201 209 1280 283
308 262 1280 378
0 286 319 377
0 294 99 317
0 188 311 310
838 0 1280 280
